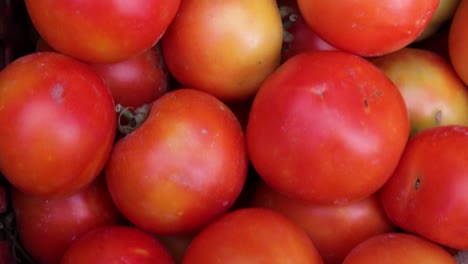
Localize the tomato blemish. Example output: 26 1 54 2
50 83 64 104
414 178 421 190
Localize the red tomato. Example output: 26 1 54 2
161 0 283 101
449 0 468 86
246 51 410 204
60 225 175 264
105 89 248 235
251 181 396 264
0 52 116 198
24 0 181 63
343 232 456 263
370 48 468 137
89 45 170 108
380 125 468 250
181 207 324 264
296 0 439 56
278 0 338 62
12 176 123 264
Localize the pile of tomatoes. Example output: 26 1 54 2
0 0 467 263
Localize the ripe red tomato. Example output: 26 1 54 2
89 45 170 108
370 48 468 137
449 0 468 86
343 232 456 263
25 0 181 63
278 0 338 62
181 207 324 264
161 0 283 101
12 176 123 264
296 0 439 56
380 125 468 250
60 225 175 264
105 88 248 235
246 51 410 204
251 181 396 264
0 52 116 198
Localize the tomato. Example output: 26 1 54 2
12 176 123 264
181 207 324 264
89 45 170 108
370 48 468 137
415 0 460 41
278 0 338 62
251 180 396 264
343 232 456 263
105 88 248 235
0 52 116 198
449 0 468 86
36 39 169 109
296 0 439 56
161 0 283 101
380 125 468 250
24 0 181 63
61 225 175 264
246 51 410 204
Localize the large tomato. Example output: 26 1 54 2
181 207 324 264
61 226 175 264
12 176 123 264
105 88 248 235
370 48 468 137
251 181 396 264
343 233 456 263
380 125 468 250
24 0 181 63
296 0 439 56
246 51 410 204
161 0 283 101
449 0 468 86
0 52 116 198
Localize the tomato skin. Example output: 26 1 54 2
343 232 456 263
449 0 468 86
89 45 169 108
0 52 116 198
61 225 175 264
161 0 283 101
246 50 410 204
25 0 181 63
297 0 439 56
252 181 396 264
105 88 248 235
380 125 468 250
12 176 123 264
182 207 324 264
370 48 468 137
